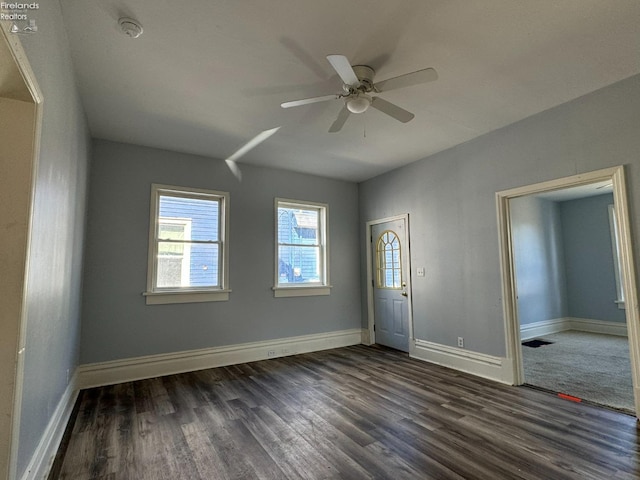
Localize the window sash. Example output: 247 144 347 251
155 241 221 290
278 244 323 285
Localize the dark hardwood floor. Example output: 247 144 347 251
51 345 640 479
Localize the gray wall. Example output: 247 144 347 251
359 73 640 357
561 193 626 322
80 140 361 363
510 196 568 325
17 2 90 477
509 193 624 327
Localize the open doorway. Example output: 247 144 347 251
496 166 640 417
510 184 633 412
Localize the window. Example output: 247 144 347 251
144 184 230 304
608 204 625 309
274 198 330 297
376 230 402 289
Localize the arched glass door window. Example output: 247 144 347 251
376 230 402 288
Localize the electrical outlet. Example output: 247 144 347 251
267 350 276 358
457 337 464 348
417 267 425 277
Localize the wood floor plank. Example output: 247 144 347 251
241 406 332 480
296 406 423 479
263 402 373 478
180 421 231 480
193 407 261 479
52 345 640 479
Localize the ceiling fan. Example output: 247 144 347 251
281 54 438 132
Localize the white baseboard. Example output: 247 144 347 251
566 317 628 337
412 339 511 385
520 317 567 340
520 317 627 340
20 375 78 480
77 328 363 389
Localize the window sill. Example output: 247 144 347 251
143 289 231 305
273 285 331 298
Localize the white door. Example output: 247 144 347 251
371 218 410 352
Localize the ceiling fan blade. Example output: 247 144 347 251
370 97 415 123
224 127 281 180
374 67 438 93
326 54 361 87
281 94 340 108
225 159 243 182
328 105 351 133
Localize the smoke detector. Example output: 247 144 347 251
118 17 143 38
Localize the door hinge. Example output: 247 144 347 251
373 324 376 331
372 279 374 288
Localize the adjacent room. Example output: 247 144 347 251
3 1 640 479
511 185 634 412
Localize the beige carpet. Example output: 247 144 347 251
521 330 634 413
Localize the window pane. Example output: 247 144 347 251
278 245 320 283
159 195 219 242
385 270 393 288
375 230 402 289
277 207 319 244
157 242 219 288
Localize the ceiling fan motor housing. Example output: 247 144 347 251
352 65 375 91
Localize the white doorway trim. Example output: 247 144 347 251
1 23 43 479
365 214 415 353
496 165 640 416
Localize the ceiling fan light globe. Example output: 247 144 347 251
346 94 371 114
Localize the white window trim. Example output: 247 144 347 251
274 197 331 298
608 204 625 309
144 184 230 305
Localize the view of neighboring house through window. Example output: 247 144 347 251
275 198 330 296
145 184 230 304
157 217 192 287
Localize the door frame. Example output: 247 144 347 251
365 214 415 353
1 23 43 478
496 165 640 416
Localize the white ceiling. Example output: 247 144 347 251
59 0 640 182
